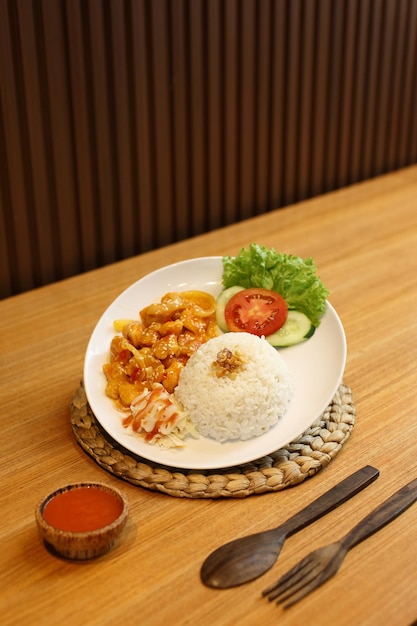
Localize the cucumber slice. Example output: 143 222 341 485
266 310 315 348
216 286 245 332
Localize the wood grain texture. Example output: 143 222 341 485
1 167 417 625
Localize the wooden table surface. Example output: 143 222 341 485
2 166 417 626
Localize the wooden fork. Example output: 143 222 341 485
262 477 417 608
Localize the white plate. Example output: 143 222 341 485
83 257 346 470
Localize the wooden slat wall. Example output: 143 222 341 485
1 0 417 298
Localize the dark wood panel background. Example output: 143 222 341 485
1 0 417 298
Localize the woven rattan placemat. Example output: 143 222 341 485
70 383 355 499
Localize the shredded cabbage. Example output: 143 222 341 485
123 384 198 448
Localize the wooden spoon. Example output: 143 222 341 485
200 465 379 588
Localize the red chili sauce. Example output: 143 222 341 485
43 487 123 532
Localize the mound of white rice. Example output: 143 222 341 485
175 332 294 442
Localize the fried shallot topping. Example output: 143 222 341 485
212 347 247 379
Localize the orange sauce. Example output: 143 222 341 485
43 487 123 532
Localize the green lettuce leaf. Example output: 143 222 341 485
222 243 329 327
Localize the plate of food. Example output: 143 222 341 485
83 245 346 470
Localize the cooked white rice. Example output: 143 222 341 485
174 332 294 442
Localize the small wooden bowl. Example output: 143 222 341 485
35 482 129 559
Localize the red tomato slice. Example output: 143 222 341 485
224 288 288 336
